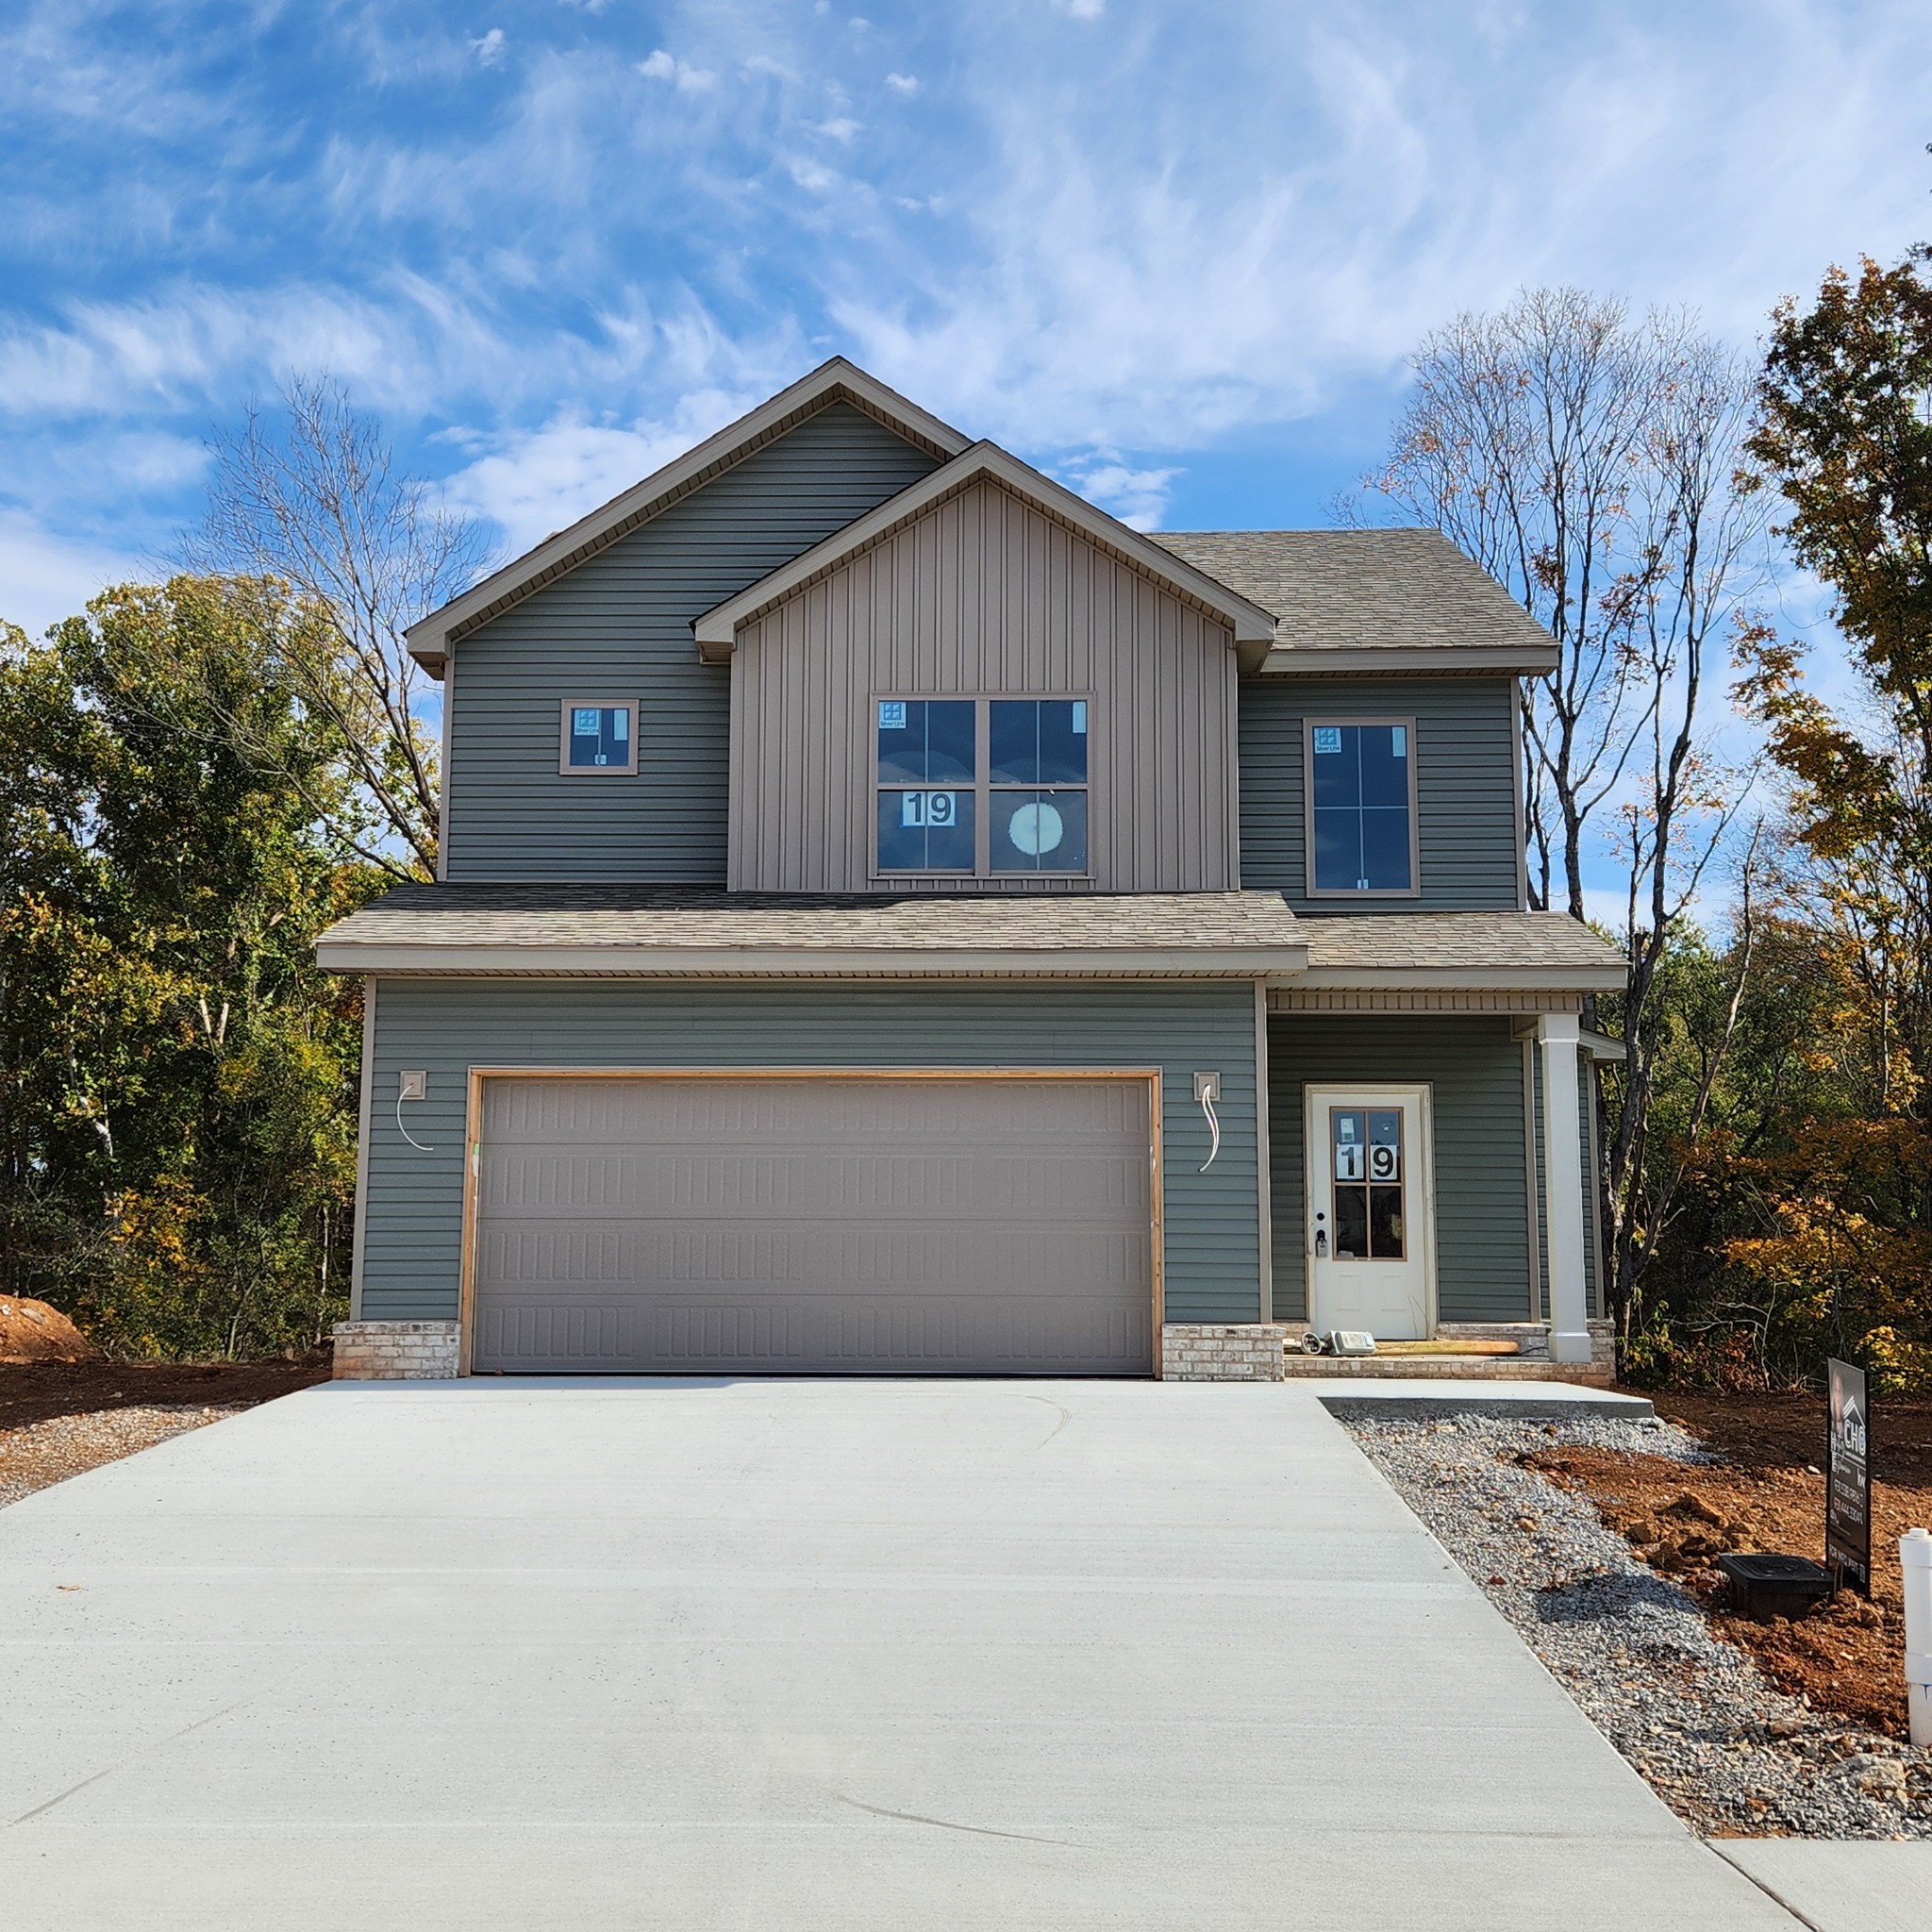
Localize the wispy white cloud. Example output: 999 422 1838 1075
1056 453 1180 530
638 47 717 92
470 28 507 69
0 509 143 640
5 0 1930 629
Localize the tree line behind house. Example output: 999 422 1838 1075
3 262 1931 1386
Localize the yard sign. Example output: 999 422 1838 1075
1825 1356 1872 1597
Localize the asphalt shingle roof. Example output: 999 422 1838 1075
1298 911 1624 976
317 884 1307 965
1151 528 1557 663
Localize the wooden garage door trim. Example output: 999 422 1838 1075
457 1066 1167 1376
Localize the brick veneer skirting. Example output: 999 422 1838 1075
1160 1324 1289 1381
331 1320 459 1380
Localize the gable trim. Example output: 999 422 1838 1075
691 442 1282 671
403 359 971 675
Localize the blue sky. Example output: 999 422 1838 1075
3 0 1928 661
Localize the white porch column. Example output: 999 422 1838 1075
1536 1013 1592 1364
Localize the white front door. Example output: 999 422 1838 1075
1305 1085 1433 1341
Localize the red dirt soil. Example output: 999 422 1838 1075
0 1356 331 1431
1535 1391 1932 1739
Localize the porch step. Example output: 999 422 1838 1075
1281 1352 1616 1386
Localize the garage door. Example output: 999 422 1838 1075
469 1074 1156 1375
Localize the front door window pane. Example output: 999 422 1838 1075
991 789 1088 873
1332 1106 1406 1260
1311 723 1412 891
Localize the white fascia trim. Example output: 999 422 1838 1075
1284 964 1626 992
1257 645 1560 676
692 443 1281 664
317 942 1310 979
403 359 971 674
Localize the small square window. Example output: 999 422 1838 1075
559 701 638 774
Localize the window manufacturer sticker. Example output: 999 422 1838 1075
1072 700 1087 735
574 708 601 735
1313 726 1342 755
879 700 907 729
1390 724 1407 758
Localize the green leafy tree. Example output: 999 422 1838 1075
0 577 383 1356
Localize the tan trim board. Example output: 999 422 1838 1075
458 1067 482 1376
320 943 1311 978
456 1064 1166 1380
694 444 1278 663
406 359 971 670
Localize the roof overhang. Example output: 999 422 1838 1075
403 359 972 676
316 941 1304 979
1283 963 1626 993
1257 645 1559 677
314 886 1310 981
692 443 1282 675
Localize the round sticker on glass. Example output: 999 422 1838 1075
1008 801 1064 857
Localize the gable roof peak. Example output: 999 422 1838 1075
692 438 1281 668
404 357 971 674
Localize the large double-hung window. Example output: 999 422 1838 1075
1306 718 1418 895
875 697 1091 876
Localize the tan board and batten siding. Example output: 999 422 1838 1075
727 477 1241 893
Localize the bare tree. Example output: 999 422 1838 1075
179 375 493 878
1354 290 1769 1339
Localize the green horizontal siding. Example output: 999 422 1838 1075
444 403 941 883
1239 676 1522 910
1268 1012 1532 1324
358 978 1261 1330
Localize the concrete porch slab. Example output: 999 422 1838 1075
1318 1378 1654 1419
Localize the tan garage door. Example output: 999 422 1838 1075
469 1074 1156 1375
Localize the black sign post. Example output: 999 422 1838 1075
1825 1357 1872 1598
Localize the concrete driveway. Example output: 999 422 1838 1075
1 1378 1797 1929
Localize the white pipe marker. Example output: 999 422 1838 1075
1905 1526 1932 1749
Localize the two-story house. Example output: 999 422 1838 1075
317 359 1623 1383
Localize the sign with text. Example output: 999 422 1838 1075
1825 1357 1872 1596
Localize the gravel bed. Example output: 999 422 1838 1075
1342 1409 1931 1839
0 1406 240 1508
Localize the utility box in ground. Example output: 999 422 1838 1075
1715 1552 1833 1622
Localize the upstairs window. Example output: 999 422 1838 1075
875 697 1090 876
560 701 637 774
1307 719 1416 895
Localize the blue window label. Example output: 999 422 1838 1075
574 708 601 735
1313 726 1342 755
878 700 907 729
900 791 958 827
1390 724 1406 758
